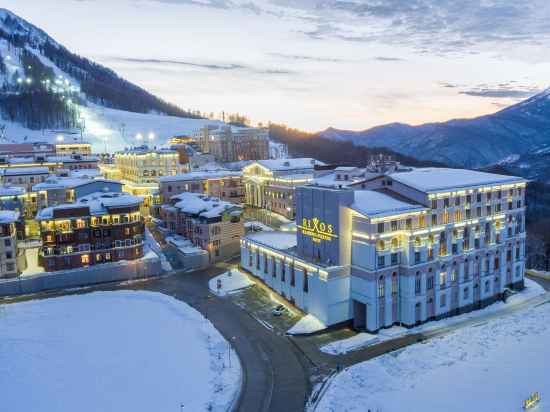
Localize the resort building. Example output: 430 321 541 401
158 169 244 204
243 158 324 219
160 192 244 263
36 192 144 272
0 211 23 278
0 167 50 191
55 142 92 156
241 168 527 332
195 126 269 162
113 147 187 185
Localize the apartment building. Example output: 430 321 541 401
243 158 324 219
36 192 144 272
55 142 92 156
241 168 527 332
114 147 187 184
0 211 22 278
160 192 244 263
195 126 269 162
0 167 50 191
158 169 244 204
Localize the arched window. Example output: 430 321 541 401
391 237 399 250
414 236 421 247
377 240 386 251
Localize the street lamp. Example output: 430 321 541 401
136 133 143 144
56 135 64 143
148 132 155 149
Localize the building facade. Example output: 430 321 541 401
36 192 144 272
0 211 22 278
113 147 187 184
241 168 527 332
160 192 244 263
158 170 244 204
243 158 323 219
196 126 269 162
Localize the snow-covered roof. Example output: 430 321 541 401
390 168 527 193
244 231 297 251
1 167 50 176
0 186 26 196
0 210 19 224
171 192 241 218
351 190 426 218
37 192 143 220
312 170 380 188
248 158 324 172
159 169 241 183
68 169 102 179
32 177 119 191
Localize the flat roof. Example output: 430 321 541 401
390 168 526 193
248 158 325 172
244 231 297 251
0 210 20 224
351 190 426 218
1 167 50 176
159 169 241 183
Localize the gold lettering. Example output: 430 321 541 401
298 217 338 243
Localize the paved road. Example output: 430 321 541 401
140 268 311 412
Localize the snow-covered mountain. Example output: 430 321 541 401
321 88 550 170
0 9 222 151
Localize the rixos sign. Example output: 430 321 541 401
298 217 338 244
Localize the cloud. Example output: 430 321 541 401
269 52 345 63
372 56 405 62
108 56 297 75
458 83 541 99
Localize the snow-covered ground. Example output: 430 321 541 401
0 291 241 412
287 313 327 335
209 268 254 297
144 227 173 272
320 278 546 355
316 288 550 412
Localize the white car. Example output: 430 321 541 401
272 304 286 316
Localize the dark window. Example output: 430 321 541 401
427 276 434 290
303 269 309 293
377 222 385 233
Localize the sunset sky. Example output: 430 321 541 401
5 0 550 131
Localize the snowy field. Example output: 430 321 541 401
317 291 550 411
321 278 545 355
287 314 327 335
0 291 241 412
209 269 254 296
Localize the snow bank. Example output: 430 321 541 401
209 268 254 296
319 278 546 355
0 291 241 412
321 333 380 355
287 314 326 335
317 291 550 412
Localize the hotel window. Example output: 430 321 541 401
443 198 450 208
451 269 457 282
391 253 398 266
427 248 433 261
377 240 386 251
391 220 398 231
414 252 421 265
439 272 446 289
517 200 522 209
290 265 295 286
516 266 521 278
431 199 437 209
464 287 469 299
431 214 437 226
427 276 434 290
455 197 461 206
415 273 421 295
442 211 449 224
392 273 398 295
466 194 472 205
414 236 421 247
391 237 399 250
272 260 277 278
454 210 462 222
474 238 480 249
476 207 482 217
377 255 386 268
263 254 269 274
281 260 286 282
419 215 426 228
81 254 90 265
303 269 309 293
406 218 412 230
516 246 520 259
256 253 260 270
440 293 446 307
378 276 385 298
494 257 500 270
476 193 482 203
452 243 457 255
497 190 502 199
508 201 513 210
377 222 385 233
464 261 470 281
486 205 492 216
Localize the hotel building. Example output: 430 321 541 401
0 211 23 278
243 158 324 219
195 126 269 162
36 192 144 272
160 192 244 262
158 170 244 204
241 168 527 332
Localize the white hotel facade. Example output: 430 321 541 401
241 168 527 332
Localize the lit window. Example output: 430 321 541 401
81 254 90 264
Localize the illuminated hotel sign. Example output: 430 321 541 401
298 217 338 244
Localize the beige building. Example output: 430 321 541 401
195 126 269 162
114 147 187 185
243 158 324 219
0 211 23 278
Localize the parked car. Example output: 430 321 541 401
272 304 286 316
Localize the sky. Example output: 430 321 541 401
4 0 550 131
